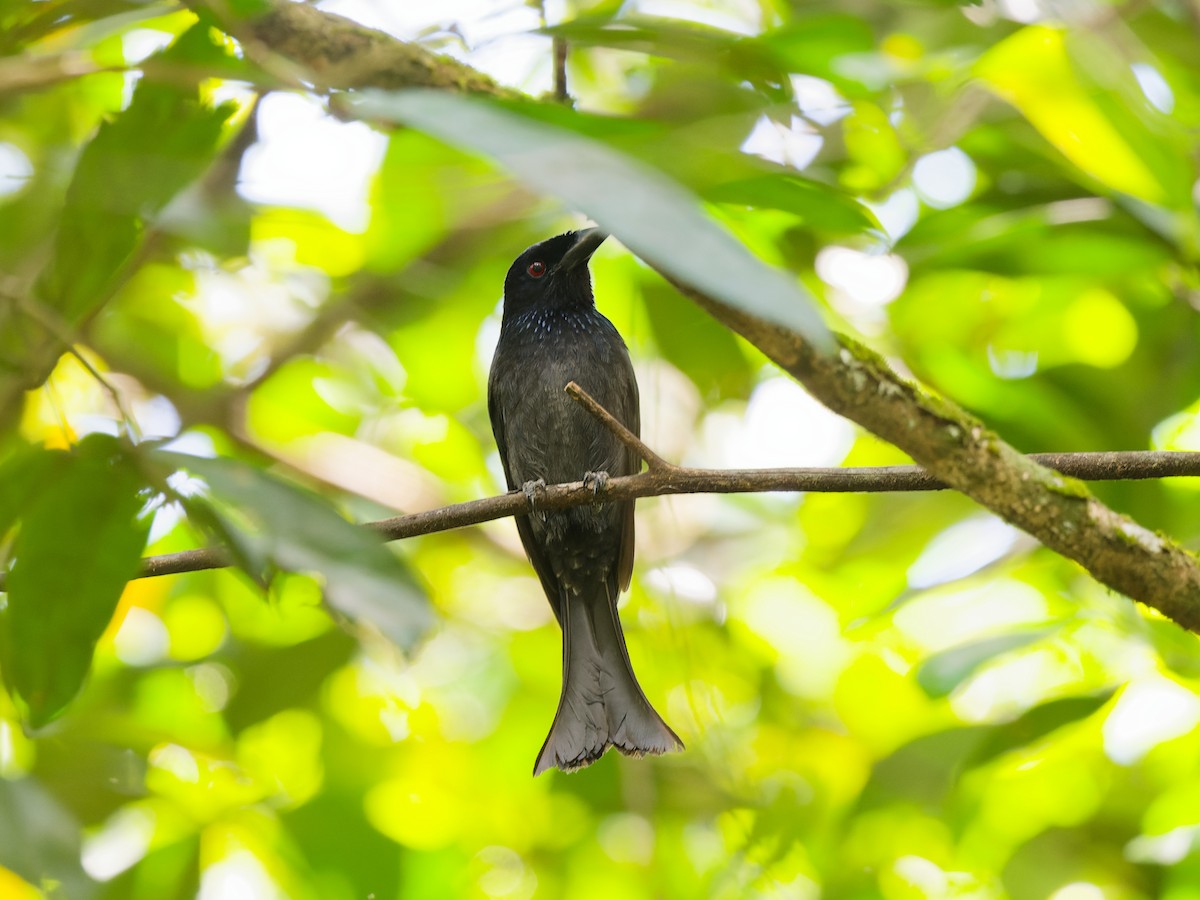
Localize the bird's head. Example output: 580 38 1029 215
502 228 608 318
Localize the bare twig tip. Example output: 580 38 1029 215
564 381 673 471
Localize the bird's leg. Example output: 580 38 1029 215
583 470 610 496
522 478 548 514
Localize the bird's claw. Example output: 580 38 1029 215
583 471 610 496
522 478 548 512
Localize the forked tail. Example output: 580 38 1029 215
534 585 683 775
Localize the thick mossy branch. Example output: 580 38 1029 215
205 1 1200 632
678 286 1200 631
224 0 522 96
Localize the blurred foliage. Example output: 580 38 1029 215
0 0 1199 898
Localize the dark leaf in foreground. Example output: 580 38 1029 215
154 451 432 650
0 434 150 727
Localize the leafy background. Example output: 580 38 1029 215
1 0 1200 897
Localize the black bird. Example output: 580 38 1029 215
488 228 683 775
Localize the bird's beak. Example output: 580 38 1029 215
555 227 608 274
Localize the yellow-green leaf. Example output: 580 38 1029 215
976 27 1166 204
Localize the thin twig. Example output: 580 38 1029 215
565 381 671 471
552 36 569 103
1 448 1194 592
535 0 569 104
17 297 142 441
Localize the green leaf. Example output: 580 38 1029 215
916 627 1057 698
704 174 880 234
756 14 876 89
154 452 432 650
226 0 271 15
857 726 989 812
545 15 749 63
641 280 754 398
900 203 1173 277
0 24 237 426
35 24 236 321
841 101 906 191
544 15 789 94
342 90 834 350
857 689 1114 813
976 26 1192 209
0 777 95 898
0 434 150 727
0 444 69 544
966 689 1116 768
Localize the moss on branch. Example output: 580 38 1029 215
218 0 522 97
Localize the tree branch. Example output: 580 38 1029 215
194 0 522 97
677 286 1200 629
0 446 1191 592
564 381 670 471
180 0 1200 633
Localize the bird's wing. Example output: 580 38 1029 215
489 372 566 625
615 353 639 594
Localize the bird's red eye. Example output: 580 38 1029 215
527 261 546 278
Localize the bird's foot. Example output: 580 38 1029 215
583 470 610 496
522 478 548 512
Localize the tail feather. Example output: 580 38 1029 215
534 584 682 775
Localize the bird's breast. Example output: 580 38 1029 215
492 308 636 488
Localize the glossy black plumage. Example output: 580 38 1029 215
488 229 683 775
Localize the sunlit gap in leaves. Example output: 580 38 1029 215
912 147 976 209
239 93 386 233
960 0 1045 25
1103 677 1200 765
82 804 156 881
740 577 849 699
907 515 1022 590
121 28 175 65
473 846 538 897
1050 884 1108 900
741 116 823 171
638 360 702 465
112 606 171 666
815 246 908 334
198 850 286 900
895 580 1049 656
892 856 983 899
896 567 1166 729
0 143 32 200
0 720 33 778
999 0 1045 22
696 376 854 472
180 252 324 383
1127 826 1200 866
987 346 1039 379
741 74 848 171
817 146 976 331
640 0 761 33
644 564 718 607
866 188 920 243
1131 63 1175 114
792 75 852 126
960 646 1087 723
21 352 180 445
598 813 657 865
